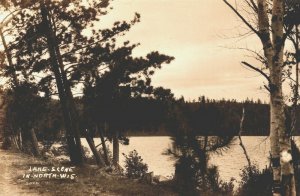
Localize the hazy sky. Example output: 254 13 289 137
98 0 269 101
0 0 273 101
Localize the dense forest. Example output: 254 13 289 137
4 88 297 138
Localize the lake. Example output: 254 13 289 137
81 136 300 184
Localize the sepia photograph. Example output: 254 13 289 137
0 0 299 195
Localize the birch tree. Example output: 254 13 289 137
286 2 300 136
224 0 297 195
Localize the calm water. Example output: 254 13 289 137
81 136 300 183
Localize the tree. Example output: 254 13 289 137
0 0 174 167
81 45 174 166
167 99 235 195
0 0 114 165
224 0 297 195
4 81 46 155
285 1 300 136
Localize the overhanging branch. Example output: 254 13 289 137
241 61 271 84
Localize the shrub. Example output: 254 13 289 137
174 157 234 196
236 165 272 196
123 150 148 179
205 166 235 195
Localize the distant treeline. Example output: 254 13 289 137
5 87 300 138
110 97 300 136
120 97 271 136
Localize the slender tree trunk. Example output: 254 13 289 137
40 3 84 165
21 128 32 153
201 136 208 174
97 124 110 165
0 93 10 150
48 3 85 166
291 24 299 136
85 129 105 167
113 130 119 166
17 130 22 150
238 108 252 168
51 23 84 164
289 24 299 196
30 128 40 157
12 135 20 150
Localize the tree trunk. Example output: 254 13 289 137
256 5 281 190
238 108 252 168
270 84 285 195
113 130 119 166
256 0 297 195
272 0 296 195
85 129 105 167
30 128 40 157
51 20 84 165
289 24 299 196
0 93 11 150
14 130 22 151
290 24 299 136
97 124 110 165
0 26 18 150
21 128 32 153
40 3 84 165
0 28 18 85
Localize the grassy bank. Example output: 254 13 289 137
10 151 177 196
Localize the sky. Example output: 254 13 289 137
97 0 270 102
0 0 286 102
